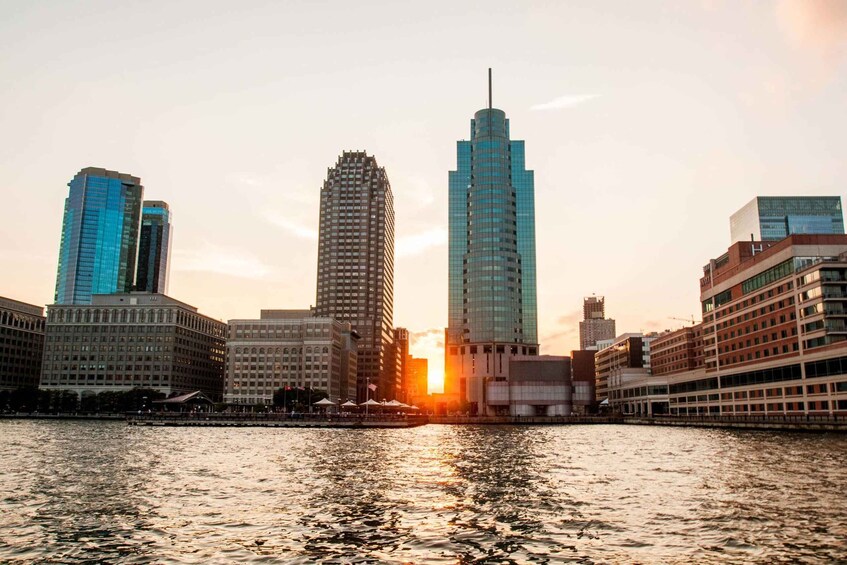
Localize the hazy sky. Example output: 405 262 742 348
2 0 846 392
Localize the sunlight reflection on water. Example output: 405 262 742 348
1 421 845 563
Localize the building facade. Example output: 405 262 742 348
392 328 409 401
0 296 46 390
486 356 572 416
446 72 539 412
225 310 358 406
579 296 616 350
136 201 172 294
613 235 847 417
407 356 428 399
570 349 597 413
55 167 144 305
730 196 844 244
315 151 397 402
40 293 226 399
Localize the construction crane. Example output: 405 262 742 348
668 315 701 327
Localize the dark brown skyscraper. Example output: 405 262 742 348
315 151 397 402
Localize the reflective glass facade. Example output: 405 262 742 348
730 196 844 243
54 168 144 305
136 201 172 294
448 108 538 346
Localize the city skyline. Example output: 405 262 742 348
2 1 847 393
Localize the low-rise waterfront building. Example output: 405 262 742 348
40 293 226 399
225 310 359 406
485 356 572 416
570 349 597 413
619 235 847 417
0 296 46 391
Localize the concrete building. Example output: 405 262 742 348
445 70 540 413
136 201 172 295
730 196 843 244
315 151 397 402
55 167 144 305
485 356 572 416
40 293 226 399
225 310 359 406
0 296 46 390
579 296 616 350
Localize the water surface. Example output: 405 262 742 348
1 421 845 563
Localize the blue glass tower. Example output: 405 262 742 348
136 201 172 294
446 71 538 405
54 167 144 305
730 196 844 244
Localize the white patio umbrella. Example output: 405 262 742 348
313 398 336 406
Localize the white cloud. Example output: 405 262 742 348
531 94 599 111
174 243 273 280
264 211 319 240
396 227 447 257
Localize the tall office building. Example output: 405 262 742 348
445 70 539 409
315 151 397 402
54 167 144 305
730 196 844 244
136 201 172 294
579 295 616 350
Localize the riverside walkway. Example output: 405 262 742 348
126 413 428 429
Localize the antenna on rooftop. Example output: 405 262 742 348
488 68 492 110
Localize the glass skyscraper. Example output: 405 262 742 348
315 151 397 402
54 167 144 305
136 201 172 294
730 196 844 244
446 74 538 408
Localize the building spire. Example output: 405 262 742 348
488 68 492 109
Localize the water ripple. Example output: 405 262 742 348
0 421 845 563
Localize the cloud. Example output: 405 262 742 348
411 328 443 341
174 243 273 280
531 94 599 111
396 227 447 257
556 310 582 326
776 0 847 56
264 211 319 240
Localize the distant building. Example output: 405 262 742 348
407 356 428 399
579 296 616 350
315 151 397 402
225 310 359 406
394 328 409 401
40 293 226 399
445 71 539 414
0 296 45 391
54 167 144 305
730 196 843 244
136 201 172 294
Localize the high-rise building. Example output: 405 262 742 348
0 296 45 391
136 201 172 294
54 167 144 305
579 295 616 350
445 70 539 411
730 196 844 244
40 293 226 399
315 151 397 402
